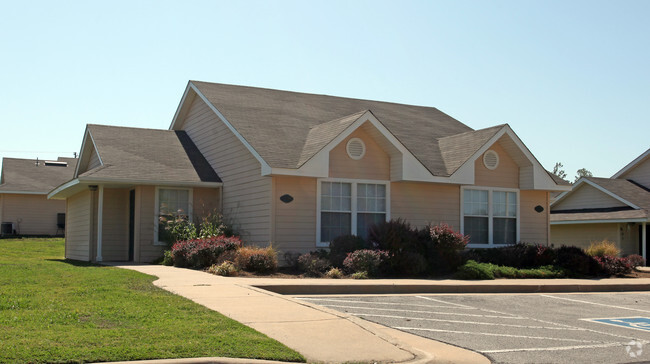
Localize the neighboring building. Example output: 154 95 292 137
550 148 649 261
0 157 78 236
49 81 570 263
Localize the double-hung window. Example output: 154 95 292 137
462 187 518 246
155 188 192 245
318 180 388 246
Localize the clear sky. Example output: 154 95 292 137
1 0 648 180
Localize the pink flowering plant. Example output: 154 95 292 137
171 235 242 268
343 249 389 276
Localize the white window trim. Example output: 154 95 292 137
316 178 391 247
460 186 520 248
154 186 194 246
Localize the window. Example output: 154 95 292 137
462 188 518 246
155 188 192 245
318 180 389 246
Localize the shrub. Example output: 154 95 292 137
198 211 234 238
208 261 238 277
325 267 344 279
351 271 369 279
159 213 197 245
463 243 555 269
297 252 331 277
282 251 301 271
555 246 599 276
454 260 495 280
234 246 278 273
367 219 425 275
171 235 243 268
162 250 174 266
424 223 469 274
626 254 646 268
585 240 620 257
329 235 369 268
343 249 389 276
594 255 633 276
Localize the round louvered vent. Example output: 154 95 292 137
346 138 366 160
483 150 499 170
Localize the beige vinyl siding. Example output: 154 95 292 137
0 195 3 226
620 224 640 256
553 184 627 210
88 147 102 170
65 190 91 261
179 97 271 245
135 185 162 263
101 188 129 261
551 223 620 250
192 187 221 218
619 157 650 187
519 190 549 244
273 176 317 254
391 182 461 230
329 128 390 180
0 194 65 235
474 142 519 189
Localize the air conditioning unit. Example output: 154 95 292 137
1 222 14 235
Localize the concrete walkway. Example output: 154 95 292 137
109 264 650 364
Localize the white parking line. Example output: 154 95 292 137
320 304 526 319
351 313 588 330
481 342 626 354
395 327 608 343
297 297 475 309
541 295 650 314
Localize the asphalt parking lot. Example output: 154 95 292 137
297 293 650 364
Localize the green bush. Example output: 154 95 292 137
297 252 331 277
325 267 344 279
234 246 278 274
585 240 620 257
329 235 369 268
162 250 174 266
463 243 555 269
208 261 238 277
351 271 369 279
454 260 495 280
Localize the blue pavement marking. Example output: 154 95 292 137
588 317 650 332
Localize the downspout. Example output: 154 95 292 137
96 185 104 262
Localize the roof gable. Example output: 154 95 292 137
612 148 650 179
552 177 650 211
0 157 78 194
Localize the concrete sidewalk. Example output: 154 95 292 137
110 264 650 364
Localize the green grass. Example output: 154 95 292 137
0 238 305 363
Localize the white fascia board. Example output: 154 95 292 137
612 148 650 178
73 128 103 178
187 82 273 176
578 178 640 209
79 177 223 188
47 179 81 200
551 218 648 225
169 82 194 130
73 128 90 178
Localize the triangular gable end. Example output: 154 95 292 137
551 178 641 210
450 125 570 191
612 148 650 179
74 127 104 178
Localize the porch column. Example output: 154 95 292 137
643 222 647 266
96 185 104 262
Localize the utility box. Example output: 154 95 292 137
1 222 14 236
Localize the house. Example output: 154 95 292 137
49 81 570 263
550 148 649 262
0 157 77 236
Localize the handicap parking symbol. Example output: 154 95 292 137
586 317 650 332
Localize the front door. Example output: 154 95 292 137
128 190 135 261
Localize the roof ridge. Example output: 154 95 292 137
88 124 170 132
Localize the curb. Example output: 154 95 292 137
254 282 650 295
97 358 295 364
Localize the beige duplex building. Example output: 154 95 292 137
49 81 571 263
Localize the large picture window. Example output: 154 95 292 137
318 180 389 246
155 188 192 245
462 188 518 246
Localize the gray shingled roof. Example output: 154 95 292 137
0 157 78 194
437 125 504 175
191 81 476 176
585 177 650 210
79 125 220 183
550 209 648 222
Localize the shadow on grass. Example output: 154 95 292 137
46 258 106 268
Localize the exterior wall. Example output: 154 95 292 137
391 182 461 230
65 190 92 261
180 97 272 245
620 223 640 256
474 142 519 189
328 128 390 180
551 223 620 249
520 190 549 244
619 157 650 188
0 194 66 235
88 148 102 170
101 188 129 261
0 195 3 228
192 187 221 219
135 185 162 263
553 184 626 210
272 176 317 254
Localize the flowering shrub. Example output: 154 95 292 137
329 235 369 268
425 223 469 274
343 249 389 276
171 235 243 268
234 246 278 274
159 209 235 246
594 255 633 276
297 252 331 277
626 254 646 268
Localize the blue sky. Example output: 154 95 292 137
1 0 648 179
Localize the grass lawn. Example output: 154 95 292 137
0 238 305 363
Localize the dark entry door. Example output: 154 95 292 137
129 190 135 261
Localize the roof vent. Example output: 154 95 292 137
483 150 499 170
44 161 68 167
346 138 366 160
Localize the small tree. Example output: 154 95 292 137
552 162 567 180
574 168 593 183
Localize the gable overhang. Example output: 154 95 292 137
450 125 570 191
74 127 104 178
170 81 273 175
0 190 47 195
612 148 650 178
550 178 641 210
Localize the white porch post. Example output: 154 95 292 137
96 185 104 262
642 222 647 266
